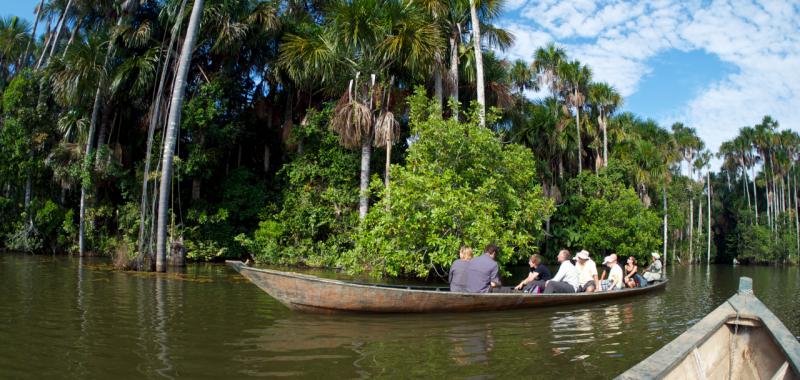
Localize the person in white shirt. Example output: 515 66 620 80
643 252 663 282
600 254 624 291
574 250 599 292
544 249 579 293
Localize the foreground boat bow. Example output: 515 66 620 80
227 260 667 313
617 277 800 380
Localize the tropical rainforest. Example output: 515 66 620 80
0 0 798 277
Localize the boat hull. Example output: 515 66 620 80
617 277 800 380
226 261 668 313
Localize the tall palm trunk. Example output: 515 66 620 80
21 0 45 69
689 197 693 264
137 0 186 264
433 60 443 109
574 89 582 174
752 165 758 222
61 18 83 59
448 27 459 120
706 169 711 264
662 183 668 267
35 19 53 70
358 136 372 219
468 1 485 127
155 0 205 272
601 110 608 168
794 167 799 257
46 0 74 66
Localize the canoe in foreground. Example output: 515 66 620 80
226 260 667 313
617 277 800 380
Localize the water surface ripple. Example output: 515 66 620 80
1 255 797 379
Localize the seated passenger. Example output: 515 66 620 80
600 254 624 291
449 246 473 292
624 256 638 288
643 252 663 282
543 250 579 293
465 244 502 293
514 254 551 293
574 250 599 292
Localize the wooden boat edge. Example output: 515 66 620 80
226 260 668 302
615 277 800 380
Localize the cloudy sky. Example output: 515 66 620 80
5 0 799 166
499 0 800 166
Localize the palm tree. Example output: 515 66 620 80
155 0 205 272
558 60 591 174
78 0 139 257
0 16 31 82
588 81 621 168
468 0 485 127
532 43 565 96
281 0 442 219
20 0 46 70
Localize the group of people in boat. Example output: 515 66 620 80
449 245 663 294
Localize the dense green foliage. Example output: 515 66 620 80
552 171 661 261
344 91 553 277
0 0 797 277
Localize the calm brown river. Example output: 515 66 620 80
1 254 798 379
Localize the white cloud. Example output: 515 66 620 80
501 0 800 168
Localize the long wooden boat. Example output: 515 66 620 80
616 277 800 380
226 260 667 313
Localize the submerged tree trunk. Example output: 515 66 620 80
155 0 204 272
469 0 485 127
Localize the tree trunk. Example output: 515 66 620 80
263 144 270 173
794 168 799 258
689 198 694 264
156 0 204 272
707 169 711 264
61 18 83 59
433 65 443 109
448 28 459 120
46 0 74 65
35 19 53 70
601 110 608 168
575 89 582 174
663 184 668 267
752 165 758 223
137 0 186 262
21 0 45 69
358 135 372 219
468 1 485 127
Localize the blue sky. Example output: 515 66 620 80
4 0 799 168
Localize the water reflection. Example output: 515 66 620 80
0 255 798 379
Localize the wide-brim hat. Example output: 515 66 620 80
651 252 661 259
576 250 590 260
602 256 611 264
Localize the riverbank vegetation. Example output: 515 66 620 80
0 0 798 276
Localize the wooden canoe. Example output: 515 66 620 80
226 260 668 313
617 277 800 380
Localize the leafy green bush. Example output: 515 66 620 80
236 107 360 266
552 171 662 262
342 89 554 277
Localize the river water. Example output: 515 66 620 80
1 254 798 379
